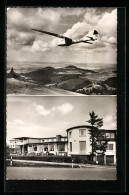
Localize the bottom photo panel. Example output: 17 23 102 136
6 96 117 180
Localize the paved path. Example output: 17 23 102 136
6 167 117 180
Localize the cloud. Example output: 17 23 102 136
8 119 24 125
64 22 93 39
101 36 117 44
7 7 83 33
63 9 117 42
35 8 117 51
96 9 117 37
57 103 74 115
31 39 50 52
35 104 51 116
7 8 60 32
7 8 117 63
8 30 35 46
103 114 117 129
33 102 74 116
14 119 24 125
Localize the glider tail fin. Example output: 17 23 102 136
85 30 99 41
93 30 99 40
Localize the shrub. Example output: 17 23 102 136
9 155 93 164
71 155 91 164
10 155 72 163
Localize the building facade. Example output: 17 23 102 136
9 126 117 164
67 126 116 164
10 135 68 156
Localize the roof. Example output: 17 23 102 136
42 136 67 139
12 135 67 140
100 129 117 132
66 126 117 132
12 137 43 140
66 125 95 132
27 141 68 145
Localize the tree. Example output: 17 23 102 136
86 111 108 162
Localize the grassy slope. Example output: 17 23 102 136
57 77 91 91
102 77 117 88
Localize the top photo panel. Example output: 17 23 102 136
6 7 117 96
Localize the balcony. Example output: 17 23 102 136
16 140 28 145
41 138 67 143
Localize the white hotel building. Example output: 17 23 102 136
9 125 117 164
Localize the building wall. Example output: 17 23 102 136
68 127 92 155
27 144 34 153
67 127 116 164
10 128 116 164
105 141 116 163
28 138 41 144
9 142 17 149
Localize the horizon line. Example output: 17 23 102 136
7 60 116 65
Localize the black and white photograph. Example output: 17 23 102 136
6 96 117 180
4 5 126 193
7 7 117 95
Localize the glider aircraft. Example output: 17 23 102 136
31 28 99 47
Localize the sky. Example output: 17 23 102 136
7 96 117 143
7 7 117 64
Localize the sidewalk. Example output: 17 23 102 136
7 159 116 169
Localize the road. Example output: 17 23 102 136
6 167 116 180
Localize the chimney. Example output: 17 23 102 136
56 135 61 142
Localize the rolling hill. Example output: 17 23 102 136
57 77 91 91
56 65 96 74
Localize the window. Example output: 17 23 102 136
106 133 110 138
69 131 72 138
70 142 72 152
107 144 113 150
44 145 48 151
79 141 86 153
106 133 115 139
110 133 115 138
49 144 54 151
34 146 37 151
57 144 65 151
79 129 86 137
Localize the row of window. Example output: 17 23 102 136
69 142 114 152
106 133 115 138
69 130 115 138
70 141 86 152
69 129 86 138
41 138 67 142
32 144 65 152
10 145 15 148
41 139 55 142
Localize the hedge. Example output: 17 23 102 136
8 155 92 164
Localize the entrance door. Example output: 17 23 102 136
97 155 104 164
